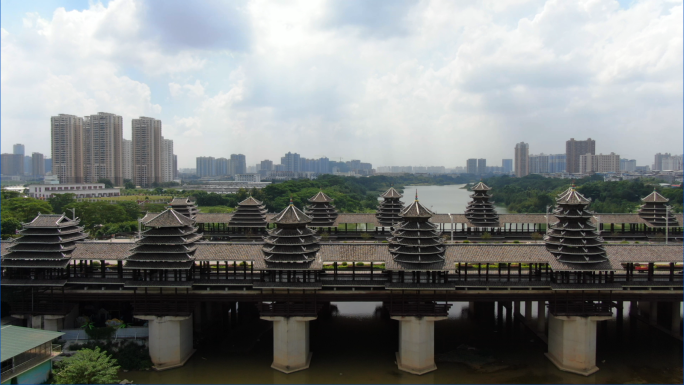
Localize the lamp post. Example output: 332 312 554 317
545 205 551 234
448 213 454 242
69 208 76 221
138 218 142 240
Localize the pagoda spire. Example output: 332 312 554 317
262 201 320 264
544 186 607 264
228 196 268 229
464 181 499 227
376 186 405 226
304 189 338 227
638 189 679 227
388 198 445 265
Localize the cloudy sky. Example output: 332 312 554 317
1 0 682 169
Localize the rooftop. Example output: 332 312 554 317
1 326 64 361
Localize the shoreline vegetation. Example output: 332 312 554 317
1 174 681 240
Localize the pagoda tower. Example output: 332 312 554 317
168 197 199 220
638 190 679 227
304 189 338 227
124 209 202 281
544 186 607 264
464 181 499 227
2 213 87 279
388 193 445 264
262 200 320 264
228 196 268 229
376 186 404 227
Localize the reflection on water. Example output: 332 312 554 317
401 185 509 215
126 301 683 384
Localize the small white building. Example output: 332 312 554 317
235 173 261 183
28 183 121 199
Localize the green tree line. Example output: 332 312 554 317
481 174 683 213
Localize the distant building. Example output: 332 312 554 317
215 158 229 176
31 153 45 178
132 116 161 187
13 143 25 156
529 153 549 174
514 142 529 177
660 154 683 171
197 156 216 177
83 112 123 186
477 159 486 175
44 158 52 174
122 138 133 181
24 156 32 176
235 173 261 183
620 159 637 172
51 114 84 183
502 159 513 174
654 153 671 171
260 160 274 172
548 154 566 173
283 152 301 173
466 159 477 174
566 138 595 174
579 152 620 174
28 183 120 199
161 138 174 182
231 154 246 175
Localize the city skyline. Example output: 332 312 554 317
1 0 681 168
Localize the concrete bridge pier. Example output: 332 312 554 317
260 316 316 374
525 301 533 321
545 314 612 376
537 301 546 333
136 315 195 371
671 302 681 336
391 316 447 375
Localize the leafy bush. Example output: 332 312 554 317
513 240 520 244
84 326 115 340
340 262 348 267
481 232 491 240
356 262 364 267
53 347 120 384
462 240 470 244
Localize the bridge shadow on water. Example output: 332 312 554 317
125 301 683 384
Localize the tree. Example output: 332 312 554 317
97 178 114 188
53 347 120 384
123 179 135 190
48 193 77 214
1 218 21 237
0 198 54 222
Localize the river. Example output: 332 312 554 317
124 185 682 384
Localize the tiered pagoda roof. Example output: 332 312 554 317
388 194 445 264
228 196 268 228
638 190 679 227
168 197 199 220
124 209 202 271
304 190 338 227
262 201 320 264
464 182 499 227
2 214 87 269
376 187 404 227
544 186 607 264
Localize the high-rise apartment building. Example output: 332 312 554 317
566 138 595 174
283 152 301 173
477 159 486 175
51 114 84 183
215 158 229 176
654 153 671 171
529 154 550 174
548 154 566 173
230 154 246 175
661 155 683 171
10 144 25 176
620 159 637 172
13 144 24 156
161 138 174 182
196 157 215 177
579 153 620 174
132 116 161 187
83 112 123 186
260 160 274 172
502 159 513 174
44 158 52 174
122 139 133 181
466 159 477 174
31 153 45 178
514 142 529 177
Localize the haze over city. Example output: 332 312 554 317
1 0 682 168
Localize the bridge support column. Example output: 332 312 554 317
649 302 658 325
391 316 447 375
545 314 612 376
136 315 195 371
43 315 65 331
672 302 681 335
261 316 316 374
537 301 546 333
525 301 533 321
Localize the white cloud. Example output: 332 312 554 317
1 0 681 167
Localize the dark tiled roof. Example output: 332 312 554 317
557 187 591 205
144 209 195 227
381 187 402 199
401 200 434 219
169 197 196 206
308 190 334 203
238 196 265 206
470 182 492 191
23 214 80 228
272 204 312 224
642 190 669 203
